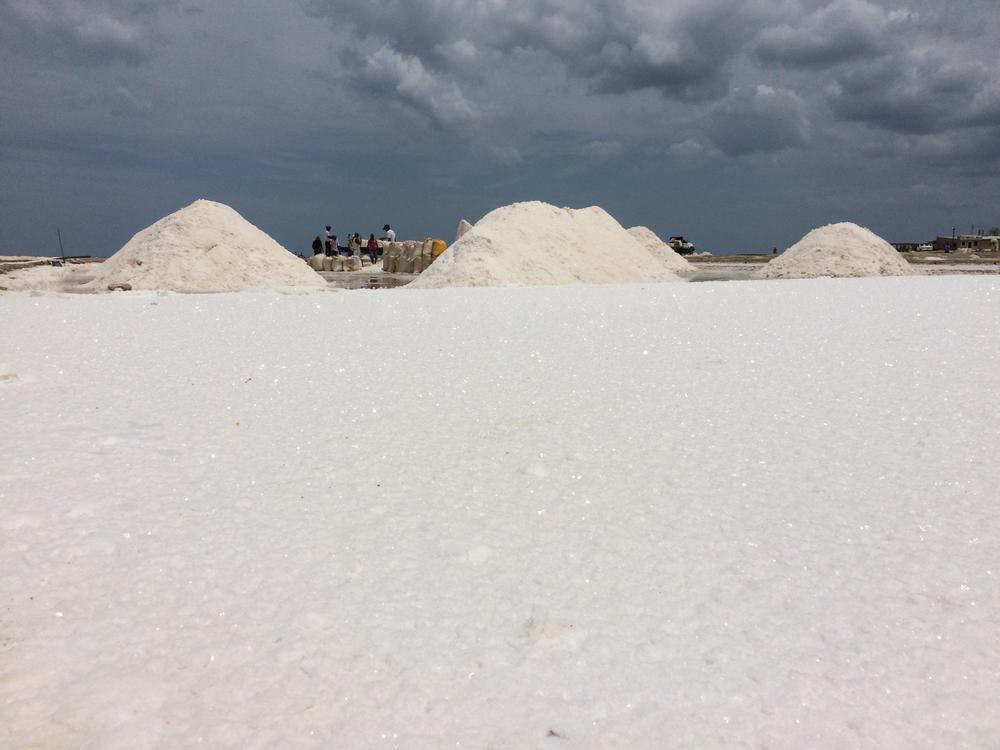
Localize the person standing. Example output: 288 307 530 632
324 226 335 256
366 233 380 263
311 236 323 255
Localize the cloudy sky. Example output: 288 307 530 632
2 0 998 256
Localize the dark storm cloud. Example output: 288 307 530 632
299 0 760 109
706 86 810 156
338 44 482 127
296 0 997 159
588 1 752 102
0 0 170 65
901 126 1000 168
827 50 1000 135
751 1 1000 139
960 127 1000 164
3 0 999 258
755 0 901 67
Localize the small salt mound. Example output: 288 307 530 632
84 199 329 293
627 226 692 273
410 201 683 288
756 222 912 280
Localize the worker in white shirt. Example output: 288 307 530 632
380 224 396 242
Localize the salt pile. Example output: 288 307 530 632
83 199 329 293
410 201 684 288
627 226 693 273
756 222 913 279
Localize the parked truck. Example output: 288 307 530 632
667 236 696 255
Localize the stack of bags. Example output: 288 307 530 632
382 242 400 273
308 253 371 272
382 239 446 274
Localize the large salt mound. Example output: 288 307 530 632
410 202 684 288
627 226 692 273
84 199 328 293
756 222 913 280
